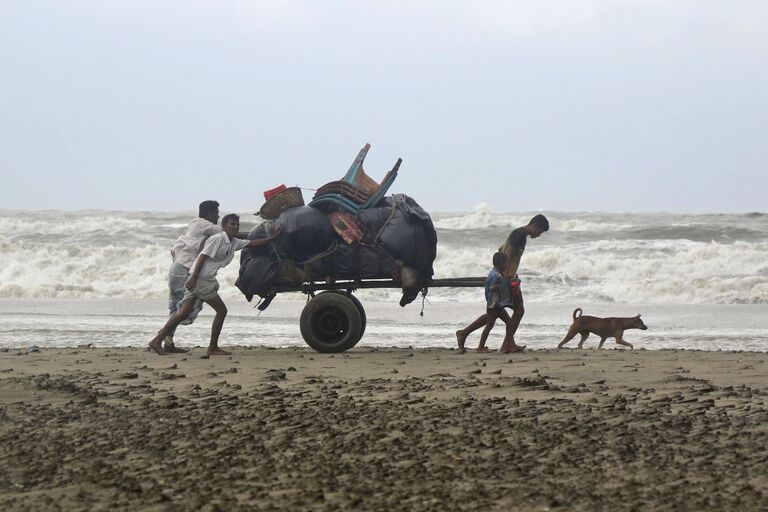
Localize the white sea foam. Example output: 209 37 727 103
1 210 766 304
434 204 633 232
0 241 245 300
0 215 152 238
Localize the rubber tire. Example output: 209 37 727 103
317 291 367 342
300 292 364 353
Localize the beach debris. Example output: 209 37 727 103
266 369 286 381
27 346 41 353
519 375 548 387
120 373 139 379
157 372 185 380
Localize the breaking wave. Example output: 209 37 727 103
1 208 767 304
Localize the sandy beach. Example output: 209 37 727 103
0 346 766 511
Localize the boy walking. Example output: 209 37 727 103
149 214 280 356
470 252 514 353
456 214 550 353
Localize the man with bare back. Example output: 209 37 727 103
456 214 549 353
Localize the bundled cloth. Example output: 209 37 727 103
235 194 436 308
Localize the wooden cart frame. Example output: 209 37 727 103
263 277 485 352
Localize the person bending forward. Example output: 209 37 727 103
149 214 280 356
456 214 549 353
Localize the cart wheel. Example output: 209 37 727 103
300 292 364 353
317 291 367 341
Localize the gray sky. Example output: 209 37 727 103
1 1 766 213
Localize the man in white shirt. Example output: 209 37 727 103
163 200 222 353
149 213 280 356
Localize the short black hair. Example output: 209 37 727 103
221 213 240 226
529 214 550 232
199 200 219 218
492 251 507 268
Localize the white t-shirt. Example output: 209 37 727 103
192 232 250 280
171 218 222 268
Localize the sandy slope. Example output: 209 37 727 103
1 346 767 511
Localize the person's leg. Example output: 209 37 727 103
203 295 230 355
149 300 197 355
499 303 525 352
178 298 204 326
456 314 488 351
166 261 188 338
166 262 204 346
477 309 499 352
500 285 526 353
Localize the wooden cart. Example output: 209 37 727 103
263 277 485 352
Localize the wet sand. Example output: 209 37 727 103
1 346 767 511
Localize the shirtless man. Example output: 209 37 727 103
456 214 549 353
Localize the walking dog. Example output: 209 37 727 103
558 308 647 349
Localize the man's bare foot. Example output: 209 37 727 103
500 344 526 354
207 348 232 356
455 330 467 353
476 346 494 353
148 341 168 355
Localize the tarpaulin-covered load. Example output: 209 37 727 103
235 193 437 308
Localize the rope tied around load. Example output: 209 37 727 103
419 287 430 317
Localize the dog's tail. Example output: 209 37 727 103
573 308 583 320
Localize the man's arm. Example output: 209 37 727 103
186 255 208 291
500 228 527 277
247 226 282 247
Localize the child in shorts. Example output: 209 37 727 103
458 251 513 353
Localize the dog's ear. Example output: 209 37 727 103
636 314 641 318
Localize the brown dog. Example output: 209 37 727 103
558 308 647 349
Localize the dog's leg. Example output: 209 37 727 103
558 325 579 348
577 331 590 349
597 337 608 349
615 337 634 349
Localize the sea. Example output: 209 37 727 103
1 207 767 352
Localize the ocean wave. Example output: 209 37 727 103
434 205 633 232
0 242 244 300
2 210 766 305
0 215 154 238
429 239 768 305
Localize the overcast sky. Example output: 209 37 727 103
1 1 766 213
